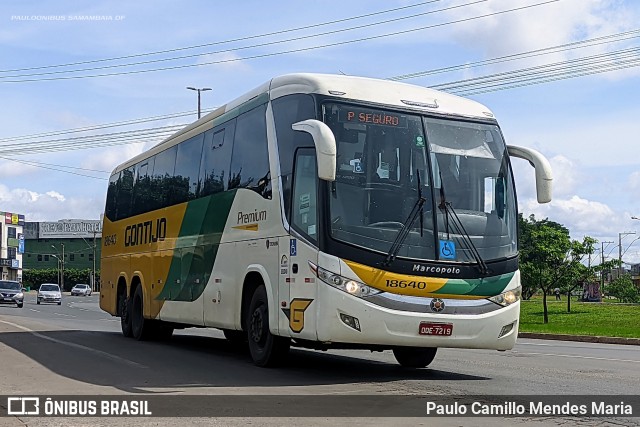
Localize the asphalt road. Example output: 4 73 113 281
0 292 638 427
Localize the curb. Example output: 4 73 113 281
519 332 640 346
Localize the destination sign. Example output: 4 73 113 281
339 108 408 128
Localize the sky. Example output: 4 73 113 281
1 0 639 266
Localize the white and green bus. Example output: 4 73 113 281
100 73 552 367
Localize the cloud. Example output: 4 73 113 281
431 0 640 86
0 184 100 221
629 170 640 191
443 0 637 61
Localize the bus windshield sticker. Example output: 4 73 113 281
349 158 363 173
416 135 425 147
299 194 310 214
439 240 456 260
377 162 390 179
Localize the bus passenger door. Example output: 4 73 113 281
282 149 320 340
277 236 291 336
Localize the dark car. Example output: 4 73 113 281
0 280 24 308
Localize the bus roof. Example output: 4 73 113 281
112 73 496 175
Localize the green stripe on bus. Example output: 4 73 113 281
433 272 514 297
157 190 237 302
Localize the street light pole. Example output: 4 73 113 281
61 243 65 290
75 232 97 291
50 254 61 285
93 231 96 291
186 87 211 119
51 245 63 287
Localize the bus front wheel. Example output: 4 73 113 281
246 286 290 367
392 347 437 368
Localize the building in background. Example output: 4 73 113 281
0 211 25 282
23 219 102 290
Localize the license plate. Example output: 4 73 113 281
419 322 453 336
4 297 13 301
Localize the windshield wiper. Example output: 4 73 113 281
438 177 489 275
383 170 426 267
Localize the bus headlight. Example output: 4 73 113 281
309 262 382 298
488 286 521 307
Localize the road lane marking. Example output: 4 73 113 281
512 350 640 364
0 319 146 368
29 309 40 313
54 313 76 318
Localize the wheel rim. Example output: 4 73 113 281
250 305 266 345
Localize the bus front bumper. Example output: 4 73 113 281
314 285 520 351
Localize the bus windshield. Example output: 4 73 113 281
323 103 517 264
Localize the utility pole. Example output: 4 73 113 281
618 232 635 278
61 243 65 290
601 240 613 296
92 230 97 292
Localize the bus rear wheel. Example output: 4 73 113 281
246 286 289 367
131 285 152 341
119 291 133 338
392 347 437 368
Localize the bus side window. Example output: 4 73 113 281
105 172 120 221
272 94 316 223
229 104 271 198
173 133 204 204
199 121 234 198
115 167 134 220
150 145 177 211
291 149 318 243
132 158 155 216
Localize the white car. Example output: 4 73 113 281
71 284 92 296
37 283 62 305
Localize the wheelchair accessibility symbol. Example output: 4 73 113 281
439 240 456 260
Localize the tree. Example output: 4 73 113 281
518 214 583 323
607 274 640 303
562 237 596 313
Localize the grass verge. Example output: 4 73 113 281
519 298 640 338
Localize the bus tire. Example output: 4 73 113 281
131 285 152 341
119 291 133 338
392 347 437 368
246 286 289 367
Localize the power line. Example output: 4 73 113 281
440 47 640 96
0 0 444 73
388 28 640 81
1 157 108 180
0 157 110 173
1 0 559 83
7 27 637 152
0 0 472 80
0 109 205 143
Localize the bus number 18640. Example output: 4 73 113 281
385 280 427 289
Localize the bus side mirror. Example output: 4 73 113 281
507 145 553 203
292 119 336 181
